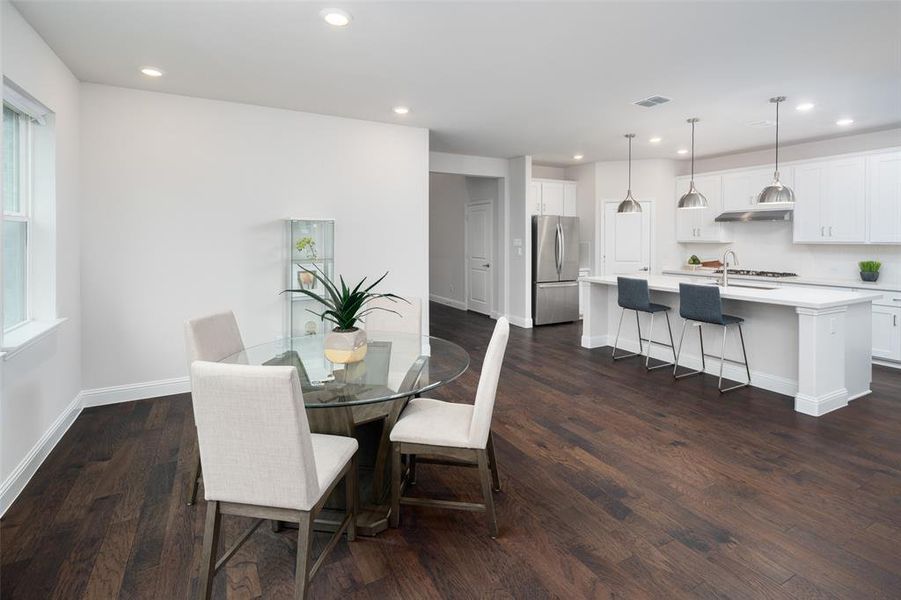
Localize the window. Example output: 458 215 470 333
3 103 31 332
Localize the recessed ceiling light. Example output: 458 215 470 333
573 154 584 160
836 118 854 126
649 137 662 144
393 106 410 115
796 102 815 112
320 8 351 27
677 149 688 155
140 67 164 77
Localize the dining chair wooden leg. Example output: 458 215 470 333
188 453 202 506
295 512 314 600
270 520 282 533
486 434 501 492
389 443 402 528
346 456 358 542
408 454 417 485
197 500 221 600
477 450 498 538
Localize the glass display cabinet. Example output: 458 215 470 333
286 219 335 338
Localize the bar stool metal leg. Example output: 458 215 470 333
674 320 707 380
612 308 641 361
718 323 751 393
644 311 676 371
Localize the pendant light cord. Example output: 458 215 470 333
774 100 780 176
628 135 632 191
690 120 695 182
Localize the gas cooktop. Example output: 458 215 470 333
712 269 798 278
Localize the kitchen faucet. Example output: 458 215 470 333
720 249 738 286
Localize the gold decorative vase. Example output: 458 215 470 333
324 328 368 364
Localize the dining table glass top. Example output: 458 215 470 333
219 331 469 408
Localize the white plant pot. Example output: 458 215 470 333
324 328 368 364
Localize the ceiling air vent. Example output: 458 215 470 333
633 95 672 108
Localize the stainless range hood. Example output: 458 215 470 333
715 208 793 223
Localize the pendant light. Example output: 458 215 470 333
757 96 795 204
616 134 642 213
677 118 708 209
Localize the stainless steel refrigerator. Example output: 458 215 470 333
532 215 580 325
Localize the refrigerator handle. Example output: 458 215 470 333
559 222 565 272
554 223 562 274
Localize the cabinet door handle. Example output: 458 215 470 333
895 314 898 327
821 226 825 237
829 226 833 237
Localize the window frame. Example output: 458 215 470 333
3 102 34 334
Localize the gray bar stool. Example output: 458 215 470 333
612 277 676 370
673 283 751 393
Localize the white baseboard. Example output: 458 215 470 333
0 393 82 517
795 388 849 417
429 294 467 311
590 334 799 398
507 315 533 329
80 376 191 408
873 358 901 370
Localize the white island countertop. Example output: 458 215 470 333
581 274 881 310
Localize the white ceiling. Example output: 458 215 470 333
12 1 901 164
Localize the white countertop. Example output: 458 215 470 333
581 274 882 310
662 267 901 293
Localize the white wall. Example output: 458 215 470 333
507 156 531 327
564 162 597 270
675 129 901 285
1 2 82 510
429 173 467 306
80 84 429 390
532 164 570 180
594 159 679 273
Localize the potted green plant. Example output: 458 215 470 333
295 237 318 288
687 255 701 270
284 267 406 364
859 260 881 282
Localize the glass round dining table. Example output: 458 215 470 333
219 331 470 407
218 331 470 535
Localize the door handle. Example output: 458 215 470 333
639 267 649 272
554 224 562 273
821 226 825 237
829 226 833 237
559 223 566 269
482 263 490 268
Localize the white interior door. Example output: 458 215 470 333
603 200 652 275
466 202 493 315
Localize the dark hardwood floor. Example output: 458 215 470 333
3 302 901 599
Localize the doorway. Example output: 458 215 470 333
603 200 654 275
428 172 502 317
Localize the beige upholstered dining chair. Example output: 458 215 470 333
191 361 358 600
184 310 246 505
389 317 510 537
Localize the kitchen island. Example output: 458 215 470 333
581 274 881 416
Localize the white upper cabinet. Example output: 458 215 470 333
563 182 577 217
867 152 901 244
529 181 542 216
722 167 793 211
531 179 578 217
793 157 866 243
675 175 731 243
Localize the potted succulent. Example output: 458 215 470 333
859 260 881 282
284 267 406 364
295 237 318 288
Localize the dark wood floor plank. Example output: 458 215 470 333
2 303 900 599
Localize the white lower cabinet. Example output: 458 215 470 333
872 303 901 362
